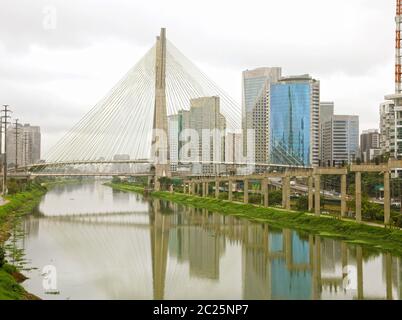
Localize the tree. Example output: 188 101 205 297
269 190 282 206
158 177 173 191
0 246 5 267
347 195 384 222
7 179 20 194
112 176 122 184
296 196 308 211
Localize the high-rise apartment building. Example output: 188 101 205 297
168 96 226 175
6 123 41 168
379 1 402 163
225 132 243 164
381 96 402 159
242 67 282 167
319 102 334 124
319 102 334 164
189 96 226 175
360 129 380 162
269 75 320 166
321 115 359 165
168 110 190 172
379 101 397 156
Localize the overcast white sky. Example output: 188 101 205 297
0 0 396 155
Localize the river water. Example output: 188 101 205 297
11 181 402 300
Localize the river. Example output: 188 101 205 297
10 181 402 300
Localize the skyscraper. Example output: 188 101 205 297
379 101 396 156
360 129 380 162
189 96 226 175
321 115 359 165
168 110 190 172
242 67 282 167
6 123 41 168
319 102 335 124
319 102 335 164
269 75 320 166
168 96 226 175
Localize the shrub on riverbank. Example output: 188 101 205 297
0 265 26 300
268 190 282 206
0 246 5 267
5 179 43 195
0 183 47 300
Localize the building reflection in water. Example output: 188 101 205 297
146 198 402 300
19 188 402 300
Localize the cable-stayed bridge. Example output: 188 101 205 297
10 28 311 184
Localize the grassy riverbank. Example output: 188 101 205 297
106 182 402 256
0 184 47 300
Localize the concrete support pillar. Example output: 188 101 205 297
385 253 393 300
183 183 187 194
244 179 249 204
154 178 161 191
228 180 233 201
308 235 314 270
341 174 347 218
284 229 292 267
282 176 290 210
202 182 206 197
263 178 269 207
215 180 220 199
356 246 363 300
341 242 348 278
355 172 362 223
308 176 313 212
205 182 209 197
384 171 391 225
286 177 291 210
314 175 321 216
282 178 287 208
312 235 322 299
191 182 195 195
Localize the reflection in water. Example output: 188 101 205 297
16 182 402 300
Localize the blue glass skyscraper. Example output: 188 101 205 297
269 75 320 166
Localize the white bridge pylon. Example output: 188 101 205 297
43 32 241 169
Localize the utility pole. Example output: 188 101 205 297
1 105 12 195
23 132 31 171
14 119 19 172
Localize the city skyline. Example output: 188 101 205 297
0 0 394 155
2 2 402 304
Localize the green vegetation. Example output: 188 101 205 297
104 182 145 193
295 195 308 211
40 177 91 189
0 182 46 300
0 246 4 267
0 264 27 300
268 190 282 206
107 182 402 256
